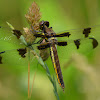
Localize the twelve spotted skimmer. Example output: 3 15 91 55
0 20 99 91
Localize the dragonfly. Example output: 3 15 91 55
32 20 99 90
0 20 99 91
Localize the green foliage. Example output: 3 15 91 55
0 0 100 100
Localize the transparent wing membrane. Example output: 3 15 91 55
57 38 98 67
0 26 24 46
0 47 39 66
57 25 100 41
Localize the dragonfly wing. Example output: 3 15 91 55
0 47 39 67
57 25 100 41
0 26 24 46
55 26 100 68
0 25 39 67
37 42 51 50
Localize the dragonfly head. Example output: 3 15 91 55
39 20 49 30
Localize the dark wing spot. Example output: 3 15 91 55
37 43 51 50
13 30 22 39
17 48 27 58
83 28 91 38
0 51 5 54
89 38 98 48
57 42 67 46
0 56 2 64
74 39 80 49
0 51 6 64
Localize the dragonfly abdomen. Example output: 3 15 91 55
50 44 65 90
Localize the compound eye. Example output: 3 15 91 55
44 21 49 27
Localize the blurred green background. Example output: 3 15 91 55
0 0 100 100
